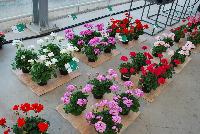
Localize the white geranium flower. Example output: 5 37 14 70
72 57 79 62
67 68 73 73
56 36 64 42
37 39 44 45
43 49 49 53
39 55 47 61
164 43 170 48
12 40 24 48
21 55 25 59
60 49 68 54
48 52 54 57
65 63 70 69
45 61 52 67
169 33 175 40
185 41 195 50
51 58 58 64
50 32 57 37
28 59 34 63
162 33 168 38
178 50 185 55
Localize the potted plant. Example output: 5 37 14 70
170 25 187 43
152 41 170 57
83 37 102 62
133 19 149 40
85 100 123 134
156 33 175 46
12 40 37 73
101 36 116 53
187 31 200 47
61 84 89 116
119 56 136 81
0 32 5 49
88 70 118 99
157 58 174 79
56 45 78 75
0 103 50 134
30 54 57 86
64 29 85 52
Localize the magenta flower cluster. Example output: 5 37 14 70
64 29 75 40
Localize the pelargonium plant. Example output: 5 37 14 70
184 15 200 32
30 54 57 86
156 33 175 46
87 69 118 99
83 37 103 62
0 103 49 134
157 58 174 79
170 25 187 42
0 32 6 49
64 29 85 52
56 44 78 75
12 40 37 73
119 55 136 81
171 41 195 67
152 41 170 57
113 81 143 115
133 19 149 40
61 84 89 116
79 23 102 44
101 36 116 53
187 30 200 46
85 100 123 134
38 32 63 57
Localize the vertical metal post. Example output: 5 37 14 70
164 1 175 27
32 0 39 24
141 0 147 20
152 4 162 35
128 0 134 20
39 0 49 28
169 0 178 25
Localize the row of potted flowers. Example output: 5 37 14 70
12 33 79 86
61 69 144 133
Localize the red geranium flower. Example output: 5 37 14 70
31 103 44 113
142 45 148 50
145 60 151 65
182 19 186 22
4 129 10 134
158 77 166 85
116 29 120 33
0 32 4 36
0 118 6 126
144 24 149 29
136 23 143 30
161 58 168 65
135 19 141 24
144 52 153 59
120 56 128 61
12 105 19 111
20 103 31 113
120 68 128 74
157 53 163 58
129 52 136 57
183 29 188 33
38 122 49 133
187 22 192 27
130 68 135 73
17 118 26 128
173 59 181 65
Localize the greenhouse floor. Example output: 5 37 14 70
1 1 200 134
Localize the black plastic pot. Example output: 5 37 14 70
0 42 3 49
104 48 111 53
142 86 151 93
133 36 139 40
122 41 129 45
174 36 180 43
121 74 131 81
59 69 68 75
22 68 30 73
88 57 96 62
93 94 103 99
70 111 83 116
37 81 47 86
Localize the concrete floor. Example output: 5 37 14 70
0 1 200 134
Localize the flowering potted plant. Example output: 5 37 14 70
0 103 50 134
83 37 102 62
30 54 57 86
0 32 5 49
156 33 175 46
184 15 200 32
187 31 200 46
61 84 89 116
119 56 136 81
170 25 187 42
157 58 174 79
88 70 118 99
152 41 170 57
133 19 149 40
64 29 85 52
80 23 102 44
56 44 78 75
113 81 143 115
101 36 116 53
85 100 123 134
12 40 37 73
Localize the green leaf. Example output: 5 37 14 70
71 14 77 20
107 5 113 11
